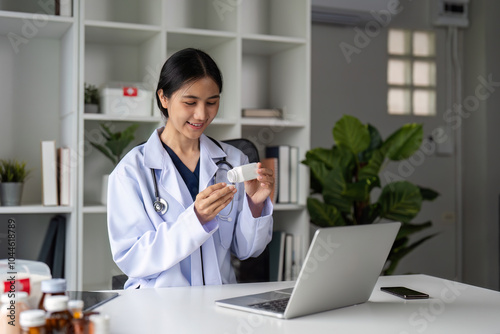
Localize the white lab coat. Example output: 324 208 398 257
107 127 273 289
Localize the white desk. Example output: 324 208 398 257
97 275 500 333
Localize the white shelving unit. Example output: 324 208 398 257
0 0 310 291
0 2 79 288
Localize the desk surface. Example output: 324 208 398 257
97 275 500 334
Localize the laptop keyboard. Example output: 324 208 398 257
250 298 290 313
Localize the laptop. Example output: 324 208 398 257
215 222 401 319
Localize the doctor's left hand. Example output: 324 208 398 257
244 162 274 215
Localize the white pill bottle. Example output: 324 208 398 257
227 163 258 183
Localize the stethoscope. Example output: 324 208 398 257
151 142 235 221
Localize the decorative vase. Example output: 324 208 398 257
0 182 24 206
84 103 99 114
101 174 109 205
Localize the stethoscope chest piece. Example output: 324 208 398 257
151 168 168 215
154 197 168 215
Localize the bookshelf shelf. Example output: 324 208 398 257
84 20 161 44
83 113 162 123
0 205 73 214
0 11 74 38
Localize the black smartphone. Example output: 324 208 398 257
380 286 429 300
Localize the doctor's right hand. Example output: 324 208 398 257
194 183 237 224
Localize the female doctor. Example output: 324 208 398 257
107 48 274 289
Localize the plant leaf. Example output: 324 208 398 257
322 168 352 213
419 186 439 201
343 178 376 202
302 147 336 169
332 115 370 155
383 123 423 161
358 148 385 180
359 203 382 224
358 124 383 163
307 197 346 227
398 221 433 239
90 142 118 165
378 181 422 223
384 233 437 275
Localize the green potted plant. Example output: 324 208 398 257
84 83 100 114
0 159 31 206
89 123 139 204
302 115 439 275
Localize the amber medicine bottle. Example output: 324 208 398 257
44 295 71 334
38 279 66 311
20 309 47 334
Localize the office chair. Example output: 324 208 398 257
222 138 270 284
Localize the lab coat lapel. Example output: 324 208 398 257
143 127 191 209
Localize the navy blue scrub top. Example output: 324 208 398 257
162 143 200 201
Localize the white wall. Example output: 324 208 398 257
310 0 500 288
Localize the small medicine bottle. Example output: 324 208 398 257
68 300 87 334
19 309 47 334
68 300 84 319
44 295 71 334
227 163 259 183
1 291 30 334
88 314 110 334
38 279 66 311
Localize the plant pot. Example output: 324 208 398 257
85 103 99 114
0 182 24 206
101 174 109 205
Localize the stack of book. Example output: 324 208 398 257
41 141 71 206
269 231 303 281
265 145 299 204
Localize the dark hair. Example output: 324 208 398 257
156 48 223 118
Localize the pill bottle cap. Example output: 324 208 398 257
1 291 28 304
68 299 84 310
44 295 69 312
20 309 46 328
227 169 237 183
41 278 66 293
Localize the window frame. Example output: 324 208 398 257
387 29 436 116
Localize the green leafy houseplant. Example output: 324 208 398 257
90 123 139 166
0 159 31 183
302 115 439 275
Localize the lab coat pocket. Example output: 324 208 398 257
218 220 234 249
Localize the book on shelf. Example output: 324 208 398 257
261 157 278 204
41 141 59 206
269 231 286 281
265 145 299 204
57 147 71 206
269 231 303 282
284 234 293 281
289 146 299 204
55 0 72 16
242 108 283 118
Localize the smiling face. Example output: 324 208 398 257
159 77 220 143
